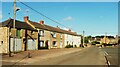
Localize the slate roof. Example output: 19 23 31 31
0 18 80 36
29 20 78 36
0 18 35 30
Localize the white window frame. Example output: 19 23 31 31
39 30 44 36
60 34 62 38
51 32 56 38
40 41 44 47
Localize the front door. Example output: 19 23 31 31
45 40 49 49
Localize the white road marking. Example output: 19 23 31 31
104 51 108 55
103 51 110 66
108 61 111 65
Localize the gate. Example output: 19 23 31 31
10 38 22 52
27 39 36 50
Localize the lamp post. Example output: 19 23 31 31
83 31 85 47
13 0 20 54
13 0 16 54
9 27 12 57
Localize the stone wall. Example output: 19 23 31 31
0 27 9 53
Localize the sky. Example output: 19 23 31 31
0 1 118 36
1 0 120 2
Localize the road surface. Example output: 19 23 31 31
101 46 119 66
28 46 106 65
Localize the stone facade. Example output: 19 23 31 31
101 37 116 44
0 19 38 53
0 17 81 53
0 27 9 53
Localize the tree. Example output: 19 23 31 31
87 36 92 39
81 36 89 44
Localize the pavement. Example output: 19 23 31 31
1 47 86 65
1 45 110 66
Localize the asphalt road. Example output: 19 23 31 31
101 46 119 66
29 46 106 65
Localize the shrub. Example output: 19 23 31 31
65 44 73 48
39 45 48 49
91 41 100 45
91 41 96 45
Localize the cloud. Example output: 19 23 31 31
63 27 69 30
63 16 73 21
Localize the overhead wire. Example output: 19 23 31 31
17 0 73 30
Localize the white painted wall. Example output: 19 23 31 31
64 34 81 47
72 36 81 47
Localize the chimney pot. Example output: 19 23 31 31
56 26 60 29
40 20 44 24
24 16 29 22
68 29 71 31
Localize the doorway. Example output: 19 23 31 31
45 40 49 49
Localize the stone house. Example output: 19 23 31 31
101 36 116 44
64 31 81 48
0 16 81 53
0 18 37 54
23 16 81 49
23 16 65 49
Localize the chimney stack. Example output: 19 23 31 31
40 20 44 25
56 26 60 29
68 29 71 31
24 16 29 22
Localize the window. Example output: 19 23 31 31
51 32 56 38
53 33 56 38
16 29 21 38
31 31 35 35
0 41 3 45
39 30 44 36
67 34 68 38
40 41 44 47
60 34 62 38
53 41 57 46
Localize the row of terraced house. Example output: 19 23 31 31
0 16 81 54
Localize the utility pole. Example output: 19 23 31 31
105 32 107 44
13 0 16 54
116 32 118 45
105 32 107 43
83 31 85 47
8 12 12 56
